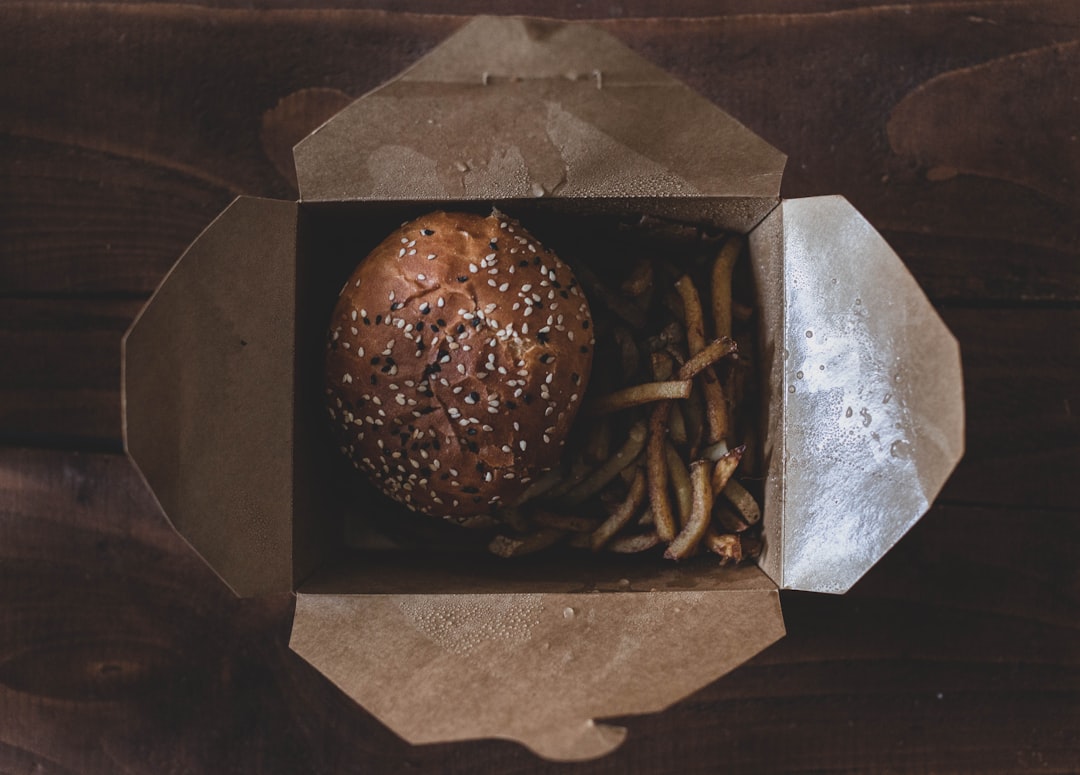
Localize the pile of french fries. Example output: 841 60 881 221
487 219 763 564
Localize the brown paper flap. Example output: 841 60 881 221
293 16 785 213
750 196 964 593
290 565 784 761
122 196 298 597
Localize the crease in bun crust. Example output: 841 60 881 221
324 211 594 521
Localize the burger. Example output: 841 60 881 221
324 210 595 522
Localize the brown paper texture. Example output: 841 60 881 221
291 564 783 761
750 197 964 593
294 17 785 233
123 197 298 597
121 14 965 762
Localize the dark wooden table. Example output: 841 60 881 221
2 2 1078 772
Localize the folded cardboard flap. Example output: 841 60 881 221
123 197 299 598
294 16 786 219
290 564 784 761
750 196 965 593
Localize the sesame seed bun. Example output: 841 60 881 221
324 210 595 521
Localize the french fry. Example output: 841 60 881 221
674 275 707 355
710 445 745 496
494 505 533 533
647 402 677 542
531 509 603 533
561 421 647 504
612 325 640 382
513 468 565 506
664 288 686 326
732 300 753 322
698 369 729 445
488 528 566 558
668 402 688 446
590 468 647 550
683 383 705 456
710 235 743 340
650 351 674 381
664 343 687 368
700 439 729 461
576 263 648 330
588 381 692 415
544 456 592 499
676 273 730 443
713 502 749 533
665 442 693 527
583 419 611 465
621 259 654 299
677 336 738 381
703 528 742 564
606 531 662 554
618 463 638 486
642 319 685 354
567 531 593 549
664 460 713 560
722 476 761 526
488 223 760 567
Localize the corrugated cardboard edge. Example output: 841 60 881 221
122 196 299 598
290 565 784 761
751 196 965 593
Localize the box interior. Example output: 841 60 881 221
293 198 780 596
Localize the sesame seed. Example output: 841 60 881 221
469 263 478 273
417 273 426 281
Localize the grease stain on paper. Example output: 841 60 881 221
398 594 544 656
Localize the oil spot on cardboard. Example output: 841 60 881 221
398 594 543 656
367 145 447 198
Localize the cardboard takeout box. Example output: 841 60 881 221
121 17 964 760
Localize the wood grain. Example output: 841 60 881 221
0 448 1076 774
3 300 1076 508
1 1 1078 772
